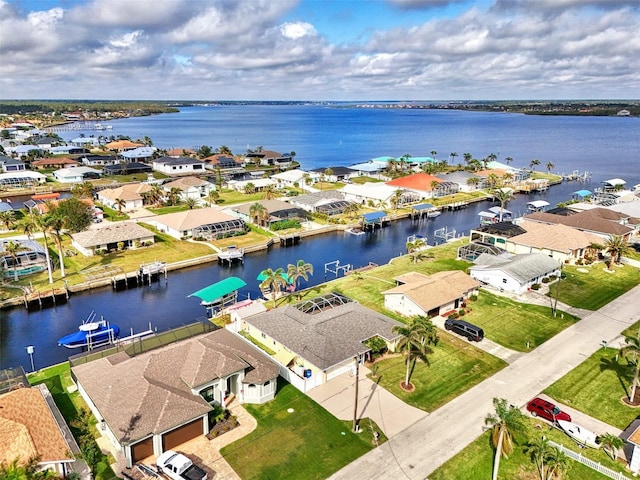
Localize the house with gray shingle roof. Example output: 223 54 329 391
72 328 278 467
71 222 155 256
469 252 561 294
241 293 402 391
152 156 205 176
383 270 479 318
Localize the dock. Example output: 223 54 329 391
217 246 245 266
280 234 301 247
24 288 69 310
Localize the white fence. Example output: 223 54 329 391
548 441 630 480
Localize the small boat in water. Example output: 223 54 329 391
218 246 244 261
427 209 442 218
557 420 601 449
57 311 120 349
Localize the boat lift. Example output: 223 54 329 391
434 226 456 243
325 260 352 278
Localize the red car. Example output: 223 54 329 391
527 397 571 423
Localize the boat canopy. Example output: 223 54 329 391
573 189 592 197
527 200 550 208
363 211 386 223
603 178 626 187
189 277 247 304
412 203 435 212
488 206 512 215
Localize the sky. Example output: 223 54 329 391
1 0 639 101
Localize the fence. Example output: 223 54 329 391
548 440 631 480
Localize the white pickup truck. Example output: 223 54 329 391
156 451 208 480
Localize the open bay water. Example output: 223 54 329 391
1 106 638 370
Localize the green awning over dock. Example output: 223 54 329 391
189 277 247 304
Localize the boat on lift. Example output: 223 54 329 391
57 311 120 349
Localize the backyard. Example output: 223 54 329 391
221 382 382 480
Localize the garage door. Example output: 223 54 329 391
326 363 353 381
131 437 154 464
162 418 203 451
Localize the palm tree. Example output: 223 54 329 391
493 188 513 221
390 189 403 212
206 189 219 207
525 436 550 480
244 182 256 194
114 198 126 215
262 184 278 200
392 316 438 390
217 145 232 155
47 215 67 278
599 433 624 460
449 152 458 164
463 152 472 167
544 446 569 480
530 159 541 171
621 333 640 404
0 455 59 480
249 202 265 225
0 210 15 231
31 212 54 284
2 240 28 281
324 167 333 184
504 156 513 166
546 162 555 174
343 202 361 221
487 152 498 165
485 397 526 480
406 237 429 264
167 187 182 206
430 180 440 197
501 172 514 185
604 235 630 269
430 150 437 161
259 267 288 299
287 260 313 294
184 197 198 210
467 177 480 189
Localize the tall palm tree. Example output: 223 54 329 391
390 189 403 211
430 150 437 161
485 397 526 480
466 177 480 189
544 446 569 480
262 184 278 200
599 432 624 460
167 187 182 206
546 161 555 174
47 215 67 278
287 260 314 293
449 152 458 164
114 198 126 215
406 237 430 264
30 212 54 284
217 145 232 155
343 202 361 221
259 267 288 299
530 159 541 171
392 316 438 389
149 183 164 206
430 180 440 197
604 235 630 269
493 188 513 221
504 156 513 166
463 152 472 167
2 240 28 281
524 436 550 480
249 202 265 226
324 167 333 184
487 152 498 165
244 182 256 194
621 333 640 404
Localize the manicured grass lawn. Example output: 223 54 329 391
464 290 578 351
373 333 507 411
553 264 640 311
216 189 263 205
28 363 116 480
544 347 638 430
430 417 620 480
622 319 640 338
222 382 381 480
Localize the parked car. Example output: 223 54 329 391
444 318 484 342
526 397 571 423
156 450 207 480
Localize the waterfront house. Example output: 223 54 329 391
348 158 389 177
231 199 308 227
341 182 404 208
241 293 402 391
0 171 47 188
103 162 153 176
270 169 311 189
203 154 244 173
97 183 152 210
105 139 144 152
245 149 293 169
167 147 196 157
152 156 205 176
70 136 102 148
469 220 603 264
288 190 352 215
436 171 485 192
79 154 119 167
525 207 635 241
71 222 155 256
469 252 560 294
32 136 60 150
162 176 215 201
383 271 479 318
226 177 276 192
310 166 354 182
52 166 101 183
148 207 246 240
72 328 279 467
0 381 78 477
0 155 26 173
119 146 156 163
386 173 444 199
31 157 79 170
47 145 89 156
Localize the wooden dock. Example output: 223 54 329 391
24 288 69 310
280 234 301 247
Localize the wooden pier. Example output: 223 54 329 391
24 288 69 310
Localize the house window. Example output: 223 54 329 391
502 278 507 284
261 333 266 339
248 384 256 389
264 380 270 386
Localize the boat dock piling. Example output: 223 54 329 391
324 260 352 278
280 234 301 247
24 287 69 310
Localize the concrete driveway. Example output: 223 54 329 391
307 365 428 438
329 284 640 479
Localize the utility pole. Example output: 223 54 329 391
352 354 360 432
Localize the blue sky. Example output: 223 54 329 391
1 0 638 100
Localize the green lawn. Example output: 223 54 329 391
430 417 621 480
221 382 382 480
373 333 507 411
544 347 638 430
553 264 640 310
28 363 116 480
464 291 578 351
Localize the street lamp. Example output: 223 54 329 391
26 345 35 372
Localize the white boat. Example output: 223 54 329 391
345 227 365 236
557 420 601 449
427 210 442 218
218 245 244 261
139 261 167 276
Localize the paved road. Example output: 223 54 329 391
329 284 640 480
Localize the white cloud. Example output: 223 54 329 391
281 22 317 39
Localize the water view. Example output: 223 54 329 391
2 106 639 370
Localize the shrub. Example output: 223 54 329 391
448 312 459 320
458 309 466 316
541 277 550 284
469 294 478 302
531 283 541 290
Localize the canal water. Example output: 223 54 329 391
0 178 589 370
